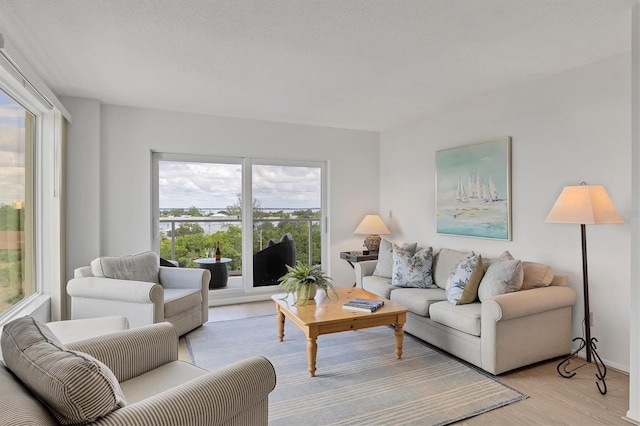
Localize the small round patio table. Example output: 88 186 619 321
194 258 232 289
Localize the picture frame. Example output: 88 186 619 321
436 137 512 240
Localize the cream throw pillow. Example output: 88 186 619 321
1 316 126 425
521 261 555 290
433 248 469 289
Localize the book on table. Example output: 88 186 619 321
343 298 385 313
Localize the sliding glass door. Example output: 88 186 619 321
251 162 322 288
153 154 326 299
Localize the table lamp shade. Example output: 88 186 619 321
545 185 623 225
354 214 390 252
353 215 391 235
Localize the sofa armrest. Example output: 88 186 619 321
354 260 378 288
159 267 210 324
67 277 163 304
67 322 178 383
481 285 577 374
483 285 577 322
92 356 277 426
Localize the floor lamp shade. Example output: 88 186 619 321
545 183 622 395
354 214 390 252
544 185 623 225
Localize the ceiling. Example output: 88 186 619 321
0 0 636 131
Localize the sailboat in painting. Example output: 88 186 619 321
456 176 469 203
489 176 499 201
457 172 500 203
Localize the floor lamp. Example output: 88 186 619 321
545 183 623 395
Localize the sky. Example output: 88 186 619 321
159 161 321 209
0 91 27 207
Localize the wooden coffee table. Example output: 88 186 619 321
271 287 408 377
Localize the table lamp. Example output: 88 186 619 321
545 182 623 395
353 214 390 253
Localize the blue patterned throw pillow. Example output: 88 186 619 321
391 246 437 288
446 253 484 305
373 239 418 278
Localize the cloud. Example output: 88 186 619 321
158 162 321 209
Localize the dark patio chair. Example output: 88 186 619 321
253 233 296 287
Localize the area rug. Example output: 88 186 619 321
185 315 527 426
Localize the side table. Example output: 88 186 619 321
340 251 379 286
194 257 232 289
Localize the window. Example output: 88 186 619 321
152 154 326 298
0 89 34 315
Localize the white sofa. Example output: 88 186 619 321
355 246 578 375
67 252 210 336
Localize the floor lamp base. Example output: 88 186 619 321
557 336 607 395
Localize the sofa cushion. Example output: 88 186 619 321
429 301 482 337
120 361 209 404
391 246 437 288
478 259 524 301
164 288 203 318
521 261 555 290
362 275 397 299
445 253 484 305
432 248 468 289
389 288 446 316
91 251 160 283
1 316 126 425
373 239 417 278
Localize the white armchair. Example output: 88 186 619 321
67 252 210 336
1 318 276 425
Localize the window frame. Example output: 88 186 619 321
151 152 328 301
0 67 63 323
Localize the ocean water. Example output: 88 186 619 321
437 200 509 240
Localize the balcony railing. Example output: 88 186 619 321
159 216 320 271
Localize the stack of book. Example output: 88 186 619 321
343 298 385 313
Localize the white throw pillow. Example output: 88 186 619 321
391 246 437 288
478 259 523 301
482 250 514 272
91 251 160 283
445 253 484 305
373 239 417 278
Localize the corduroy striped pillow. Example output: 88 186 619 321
1 316 126 425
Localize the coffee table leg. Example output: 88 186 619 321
307 336 318 377
276 308 285 342
394 323 404 359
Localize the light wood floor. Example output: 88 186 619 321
179 301 632 426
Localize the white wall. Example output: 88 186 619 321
62 100 380 288
62 97 101 277
380 53 632 371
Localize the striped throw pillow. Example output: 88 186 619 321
0 316 126 425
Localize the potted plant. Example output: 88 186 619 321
278 261 336 305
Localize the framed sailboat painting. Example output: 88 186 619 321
436 137 512 240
